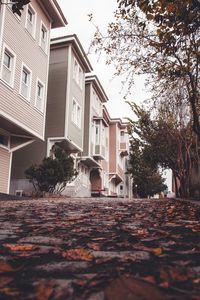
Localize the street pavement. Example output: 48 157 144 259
0 197 200 300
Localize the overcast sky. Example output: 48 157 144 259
51 0 150 120
52 0 172 190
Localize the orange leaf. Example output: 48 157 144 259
62 248 94 261
3 244 37 251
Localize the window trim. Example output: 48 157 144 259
25 3 37 39
35 78 45 113
19 62 32 102
1 43 16 88
72 97 81 128
73 57 83 89
39 21 49 54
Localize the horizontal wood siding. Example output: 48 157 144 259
83 84 91 156
67 51 85 150
0 1 51 138
11 139 46 179
0 147 10 193
45 47 68 138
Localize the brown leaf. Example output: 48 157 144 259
0 260 15 273
62 248 94 261
36 283 54 300
105 275 172 300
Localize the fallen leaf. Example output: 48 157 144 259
105 275 172 300
62 248 94 261
36 283 54 300
3 244 37 251
0 260 15 273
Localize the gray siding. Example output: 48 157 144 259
46 47 68 138
0 147 10 193
0 1 51 138
67 51 85 150
11 140 46 179
83 84 91 156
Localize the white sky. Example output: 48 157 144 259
52 0 149 120
52 0 172 190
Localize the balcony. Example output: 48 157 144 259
93 144 106 160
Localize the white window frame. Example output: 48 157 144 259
1 43 16 88
39 21 48 53
120 130 125 142
19 62 32 101
35 78 45 113
25 4 37 38
73 57 83 89
72 97 81 128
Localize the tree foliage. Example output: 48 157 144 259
25 148 77 195
129 138 167 198
91 0 200 138
0 0 30 16
128 98 200 198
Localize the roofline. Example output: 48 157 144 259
102 106 129 127
85 75 108 103
50 34 93 72
37 0 67 28
52 0 68 26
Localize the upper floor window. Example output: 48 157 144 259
72 97 81 128
120 131 125 142
1 45 16 87
40 22 48 53
73 58 83 89
92 90 102 115
26 4 36 38
20 64 32 101
35 79 45 112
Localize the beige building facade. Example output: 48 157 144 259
0 1 67 193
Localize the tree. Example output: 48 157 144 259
128 138 167 198
128 99 200 198
91 0 200 138
25 148 77 195
0 0 30 16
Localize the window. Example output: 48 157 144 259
0 134 9 147
120 131 125 142
35 79 45 112
73 58 83 89
40 22 48 53
72 97 81 128
20 64 31 100
26 5 36 37
1 45 16 87
95 124 100 145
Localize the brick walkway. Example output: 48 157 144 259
0 197 200 300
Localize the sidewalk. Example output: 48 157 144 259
0 197 200 299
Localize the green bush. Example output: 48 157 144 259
25 148 77 195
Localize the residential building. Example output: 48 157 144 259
10 34 93 194
0 0 67 194
108 118 132 198
76 75 109 197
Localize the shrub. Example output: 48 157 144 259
25 148 77 195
